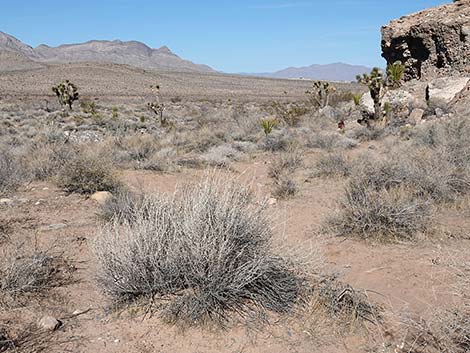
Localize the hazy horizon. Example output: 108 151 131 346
1 0 450 73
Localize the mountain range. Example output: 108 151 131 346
0 31 371 80
0 31 214 73
251 63 372 82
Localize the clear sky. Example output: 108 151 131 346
1 0 450 73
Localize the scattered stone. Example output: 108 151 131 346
90 191 113 205
38 316 62 331
0 198 13 206
409 108 424 124
40 223 67 231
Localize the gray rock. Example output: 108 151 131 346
409 108 424 124
427 77 470 107
38 316 62 331
39 223 67 231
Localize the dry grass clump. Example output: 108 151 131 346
268 151 303 179
396 307 469 353
273 176 298 199
26 142 76 181
303 276 380 337
263 129 293 152
201 144 241 167
328 180 431 241
268 151 302 199
0 150 27 195
93 175 304 327
98 188 145 223
311 152 351 178
56 151 121 194
0 320 68 353
0 244 71 308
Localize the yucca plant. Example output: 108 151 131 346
52 80 79 110
260 117 278 135
352 93 362 106
386 61 405 88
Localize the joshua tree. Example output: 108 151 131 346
148 84 166 126
52 80 79 110
306 81 336 108
356 68 386 122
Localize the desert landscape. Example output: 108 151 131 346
0 1 469 352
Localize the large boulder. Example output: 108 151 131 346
381 0 470 81
427 76 470 107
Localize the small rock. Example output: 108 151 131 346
409 108 424 124
90 191 113 205
38 316 62 331
40 223 67 231
0 198 13 205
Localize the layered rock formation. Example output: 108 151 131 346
381 0 470 80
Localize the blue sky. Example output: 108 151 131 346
1 0 449 72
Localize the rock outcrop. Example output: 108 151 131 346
381 0 470 80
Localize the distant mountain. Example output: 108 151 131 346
0 31 215 73
252 63 373 82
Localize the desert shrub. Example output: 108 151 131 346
57 152 121 194
351 150 470 203
306 132 338 150
201 144 241 167
266 101 308 127
399 308 470 353
327 180 431 241
93 175 303 327
346 126 383 142
263 129 293 152
312 153 351 178
268 151 303 180
0 244 70 308
27 142 76 181
139 147 177 172
99 188 145 223
0 150 27 194
111 134 159 165
302 276 380 336
273 176 298 199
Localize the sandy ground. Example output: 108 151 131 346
1 150 468 353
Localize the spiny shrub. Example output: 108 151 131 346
312 153 351 178
57 152 121 194
93 175 303 327
0 150 27 194
273 176 298 199
328 181 431 241
268 151 303 180
0 244 69 308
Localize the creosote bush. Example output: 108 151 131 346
312 153 351 178
57 152 121 194
0 244 70 308
93 175 304 327
0 150 27 194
